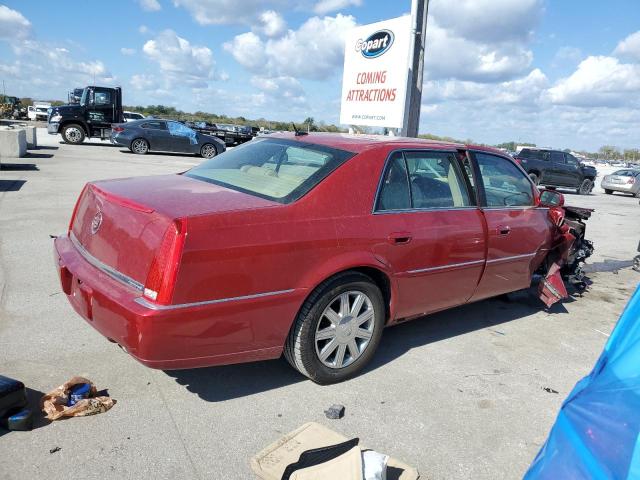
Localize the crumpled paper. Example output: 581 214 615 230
41 376 116 420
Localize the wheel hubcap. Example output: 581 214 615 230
67 128 81 142
315 291 375 369
133 140 146 153
202 145 215 157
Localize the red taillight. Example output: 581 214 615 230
68 184 88 233
627 178 635 184
112 126 124 133
143 219 188 305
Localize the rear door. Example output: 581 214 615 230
141 120 170 151
469 151 552 301
372 150 486 319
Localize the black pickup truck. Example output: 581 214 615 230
48 86 124 144
514 148 597 195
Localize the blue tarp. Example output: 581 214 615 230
525 283 640 479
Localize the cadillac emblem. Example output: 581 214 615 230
91 210 103 234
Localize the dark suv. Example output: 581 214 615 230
514 148 597 195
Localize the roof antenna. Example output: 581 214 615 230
292 122 307 136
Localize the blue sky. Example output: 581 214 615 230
1 0 639 151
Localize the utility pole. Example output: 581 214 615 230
401 0 430 137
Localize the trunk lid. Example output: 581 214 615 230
70 174 279 287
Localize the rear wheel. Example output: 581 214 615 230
131 138 149 155
200 143 217 159
604 189 613 195
577 178 593 195
62 124 85 144
284 272 385 384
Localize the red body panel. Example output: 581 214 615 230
54 134 559 370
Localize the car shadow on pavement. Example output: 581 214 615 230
0 180 26 192
0 163 39 170
119 150 198 158
165 287 572 402
59 141 117 147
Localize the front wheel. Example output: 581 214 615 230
284 272 385 384
131 138 149 155
62 124 85 144
200 143 217 159
577 178 593 195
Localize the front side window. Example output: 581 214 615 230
168 121 195 137
519 149 550 161
94 91 111 105
565 153 579 167
475 152 534 207
185 138 355 204
550 151 565 163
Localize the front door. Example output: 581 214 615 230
86 88 115 131
371 150 486 319
470 151 552 301
167 121 197 153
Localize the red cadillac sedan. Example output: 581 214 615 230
54 133 580 384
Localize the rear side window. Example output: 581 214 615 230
376 151 472 211
475 152 534 207
141 121 166 130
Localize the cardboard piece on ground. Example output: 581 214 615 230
251 422 419 480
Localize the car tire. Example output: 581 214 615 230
200 143 217 159
604 189 613 195
577 178 593 195
131 138 149 155
283 272 385 385
62 124 85 144
528 173 540 185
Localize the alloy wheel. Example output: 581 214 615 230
314 291 375 369
201 144 216 158
132 139 148 154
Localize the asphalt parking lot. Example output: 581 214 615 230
1 130 639 479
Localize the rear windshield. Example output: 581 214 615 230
613 170 639 177
185 138 355 204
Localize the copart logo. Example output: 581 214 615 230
90 210 103 235
355 29 394 59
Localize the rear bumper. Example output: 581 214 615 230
601 181 635 192
53 234 304 369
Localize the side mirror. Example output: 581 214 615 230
539 189 564 207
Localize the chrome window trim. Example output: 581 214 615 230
70 232 144 292
135 289 296 311
373 206 479 215
406 259 485 275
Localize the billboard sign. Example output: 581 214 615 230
340 16 412 129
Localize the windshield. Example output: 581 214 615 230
185 138 355 204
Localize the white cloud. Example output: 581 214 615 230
143 29 215 86
250 75 307 105
139 0 162 11
614 31 640 63
255 10 286 38
130 74 158 90
139 24 150 34
225 14 356 80
430 0 542 43
120 47 136 56
425 21 533 82
172 0 267 25
547 56 640 108
0 5 31 40
313 0 362 15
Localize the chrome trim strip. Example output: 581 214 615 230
134 289 296 311
70 233 144 292
406 259 485 275
486 252 537 264
373 206 479 215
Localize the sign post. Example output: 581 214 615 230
403 0 430 137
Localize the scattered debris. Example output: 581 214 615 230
543 387 559 394
594 329 611 337
488 328 506 336
49 446 61 454
42 376 116 420
324 404 345 419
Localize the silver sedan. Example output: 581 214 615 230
601 169 640 197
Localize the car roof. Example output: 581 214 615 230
268 132 507 156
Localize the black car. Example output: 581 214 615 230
514 148 597 195
111 119 226 158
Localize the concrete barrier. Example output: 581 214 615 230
0 128 27 158
23 126 37 149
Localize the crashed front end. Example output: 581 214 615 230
538 205 594 307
